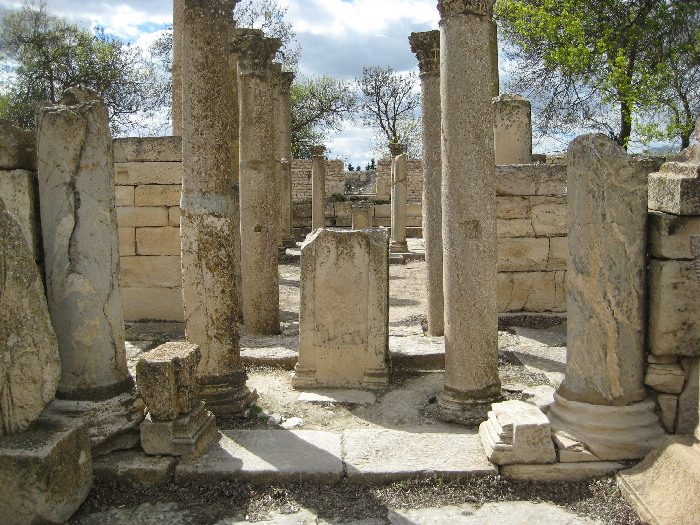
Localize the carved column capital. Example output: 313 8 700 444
231 28 281 70
437 0 495 18
409 30 440 75
389 143 405 157
311 145 326 157
278 71 295 94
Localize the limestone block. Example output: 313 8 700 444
117 206 169 227
140 402 217 458
113 136 182 163
0 418 92 525
656 393 678 433
479 400 556 465
497 218 535 238
535 165 567 196
648 259 699 356
495 164 566 196
0 200 60 436
0 169 41 260
503 461 624 482
168 206 180 226
333 201 352 218
115 185 135 206
114 162 183 186
406 203 422 216
294 229 389 389
498 237 550 272
644 363 686 394
648 212 700 260
648 162 700 215
648 354 678 364
121 286 184 322
531 202 567 236
135 185 182 207
547 237 568 270
676 357 698 434
497 271 566 313
552 431 601 462
0 121 36 171
120 255 182 288
374 204 391 217
497 196 531 219
118 227 136 256
136 226 181 255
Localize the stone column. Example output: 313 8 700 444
278 70 296 248
172 0 184 136
693 235 700 442
181 0 255 415
36 88 144 453
548 134 664 460
311 145 327 230
410 30 444 336
437 0 501 423
493 94 532 165
236 30 283 335
389 143 408 253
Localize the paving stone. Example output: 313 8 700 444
93 449 177 486
390 334 445 369
501 461 624 481
240 346 298 370
175 430 343 484
73 503 196 525
297 390 376 405
344 429 497 482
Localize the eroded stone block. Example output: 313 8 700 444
648 162 700 215
0 121 36 171
140 401 217 458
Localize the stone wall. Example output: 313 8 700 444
291 158 344 202
375 158 423 202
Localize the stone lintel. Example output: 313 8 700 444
438 0 495 18
409 30 440 74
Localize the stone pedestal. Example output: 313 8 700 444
410 30 444 336
549 134 664 460
311 145 327 231
389 143 408 253
293 229 389 389
36 88 144 453
351 204 372 229
437 0 501 423
493 94 532 165
141 402 217 458
236 30 283 336
278 70 296 248
181 0 254 415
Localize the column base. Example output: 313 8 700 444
437 388 501 425
141 401 218 458
389 241 408 253
548 393 665 460
197 372 258 416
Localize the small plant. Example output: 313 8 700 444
370 198 390 205
330 193 346 202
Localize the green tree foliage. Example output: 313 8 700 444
291 75 357 158
0 1 165 135
495 0 700 149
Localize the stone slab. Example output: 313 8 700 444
297 390 376 405
175 430 343 484
344 429 497 482
648 212 700 260
113 136 182 163
240 346 298 370
115 162 183 186
648 162 700 215
93 449 177 486
501 461 625 482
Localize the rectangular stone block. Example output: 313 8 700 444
136 226 181 256
135 185 181 207
648 211 700 260
115 185 135 206
497 218 535 238
118 227 136 256
498 271 566 313
117 206 169 227
648 162 700 215
648 259 699 356
498 237 550 272
114 162 183 186
113 137 182 163
547 237 568 271
373 204 391 217
406 203 422 216
120 255 182 288
168 206 180 226
497 196 531 219
531 202 567 236
0 169 40 260
121 286 184 322
333 201 352 218
294 229 389 389
496 164 567 196
140 402 216 458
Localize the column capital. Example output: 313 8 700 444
389 143 405 157
231 28 281 70
278 71 295 94
409 30 440 75
184 0 239 20
437 0 495 18
311 145 326 158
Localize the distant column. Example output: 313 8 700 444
437 0 501 424
278 70 296 248
181 0 255 415
172 0 184 136
389 143 408 253
410 30 443 336
493 94 532 165
311 145 327 230
236 30 283 335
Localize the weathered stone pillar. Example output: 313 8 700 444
389 143 408 253
36 88 144 453
410 30 444 336
172 0 184 136
181 0 255 415
437 0 501 423
311 145 327 230
236 30 283 335
493 94 532 165
229 27 243 322
278 69 296 248
693 235 700 442
548 134 664 460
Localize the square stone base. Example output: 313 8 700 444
0 416 92 525
141 401 217 458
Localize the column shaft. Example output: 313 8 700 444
312 146 327 230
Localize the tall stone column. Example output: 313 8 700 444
236 30 283 335
693 235 700 442
410 30 443 336
278 70 296 248
389 143 408 253
311 145 327 231
36 88 144 454
229 28 243 322
437 0 501 423
181 0 255 415
493 94 532 165
172 0 184 136
548 134 664 460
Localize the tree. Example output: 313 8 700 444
291 75 357 158
495 0 700 149
356 66 421 156
0 1 166 135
